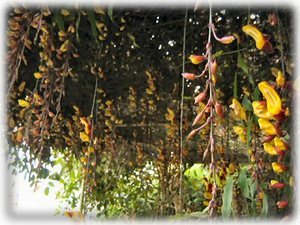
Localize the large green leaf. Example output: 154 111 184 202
238 53 255 87
108 7 114 22
54 10 65 31
261 192 268 217
238 168 250 199
87 10 98 41
222 175 234 219
253 86 261 101
246 116 253 147
233 73 238 99
237 53 249 74
242 95 253 111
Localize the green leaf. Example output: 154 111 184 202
246 116 253 147
242 95 252 111
261 192 268 217
238 53 255 87
54 11 65 31
238 168 250 199
233 73 237 99
249 180 257 201
253 86 261 101
75 13 81 42
221 176 234 219
213 50 224 58
44 187 49 196
237 53 249 75
127 33 140 48
87 10 98 41
48 181 54 187
108 7 113 21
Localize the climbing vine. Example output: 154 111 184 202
6 3 293 221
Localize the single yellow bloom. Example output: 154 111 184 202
252 101 273 119
263 142 277 155
258 81 282 115
274 137 288 151
272 162 287 174
230 99 247 121
258 118 278 135
242 25 265 50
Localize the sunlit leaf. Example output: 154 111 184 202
44 187 49 196
165 108 175 121
34 72 43 79
18 99 30 108
61 9 70 16
18 81 26 92
60 40 70 52
80 132 90 143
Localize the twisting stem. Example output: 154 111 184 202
276 9 286 76
179 5 188 215
207 1 217 217
80 76 98 215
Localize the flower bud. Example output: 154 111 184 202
277 201 288 209
218 35 235 44
182 72 196 80
189 54 206 65
215 102 224 118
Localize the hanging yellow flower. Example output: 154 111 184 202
258 81 282 115
252 101 273 119
263 142 277 155
258 118 278 135
230 99 247 121
242 25 273 53
272 162 287 174
271 68 286 88
242 25 265 49
274 137 288 151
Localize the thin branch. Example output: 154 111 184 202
179 6 188 215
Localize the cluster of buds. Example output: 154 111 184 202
183 21 235 216
252 71 291 209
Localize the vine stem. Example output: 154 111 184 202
207 0 217 217
79 76 99 215
179 5 188 215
